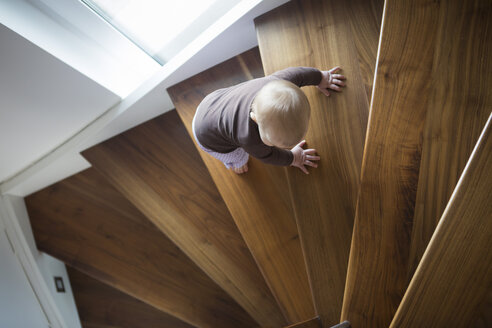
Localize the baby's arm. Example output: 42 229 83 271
271 67 322 87
271 66 346 96
242 143 293 166
242 141 320 174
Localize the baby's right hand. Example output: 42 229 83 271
290 140 320 174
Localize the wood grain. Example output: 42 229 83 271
82 110 284 327
389 115 492 327
67 267 194 328
168 48 315 324
341 0 441 325
284 317 321 328
255 0 382 325
474 291 492 328
345 0 384 100
342 0 492 326
25 168 256 328
407 0 492 283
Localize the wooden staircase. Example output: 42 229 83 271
26 168 257 328
24 0 491 327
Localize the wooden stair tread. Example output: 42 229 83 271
82 110 283 327
284 317 321 328
25 168 256 328
341 0 492 326
67 266 194 328
390 115 492 327
406 0 492 282
168 47 315 323
255 0 382 325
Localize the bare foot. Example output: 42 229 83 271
232 163 248 174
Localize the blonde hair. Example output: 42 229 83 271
252 80 310 148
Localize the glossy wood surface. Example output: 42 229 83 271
390 115 492 327
67 267 194 328
407 0 492 282
168 48 315 323
82 110 283 327
345 0 384 100
255 0 382 325
26 168 256 328
342 0 492 326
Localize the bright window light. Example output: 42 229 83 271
82 0 240 65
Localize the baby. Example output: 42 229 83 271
192 66 346 174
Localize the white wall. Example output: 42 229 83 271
9 195 82 328
0 228 50 328
0 22 120 184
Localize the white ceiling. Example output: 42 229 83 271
0 0 289 196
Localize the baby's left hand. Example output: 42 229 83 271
290 140 320 174
317 66 346 96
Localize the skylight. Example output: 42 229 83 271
82 0 241 65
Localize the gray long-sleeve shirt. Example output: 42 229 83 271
194 67 322 166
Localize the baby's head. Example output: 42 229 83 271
251 80 310 149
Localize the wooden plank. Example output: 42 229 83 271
67 267 194 328
285 319 350 328
255 0 381 325
342 0 492 326
344 0 384 100
341 0 441 325
474 291 492 328
82 110 284 327
407 0 492 282
389 115 492 327
168 48 315 323
25 168 256 328
284 317 321 328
